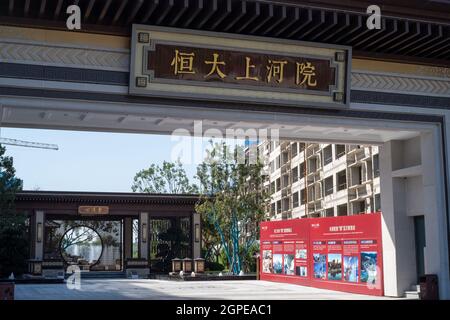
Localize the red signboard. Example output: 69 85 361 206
260 213 383 296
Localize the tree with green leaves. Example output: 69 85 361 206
153 220 191 272
195 142 268 274
0 144 28 277
131 160 198 193
201 212 223 264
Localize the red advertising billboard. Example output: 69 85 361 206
260 213 383 296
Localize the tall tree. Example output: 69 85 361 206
0 144 28 277
131 160 198 193
195 142 268 274
201 213 223 264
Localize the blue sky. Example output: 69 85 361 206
1 127 201 192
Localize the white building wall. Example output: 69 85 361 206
263 141 378 219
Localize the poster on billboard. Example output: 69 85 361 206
262 247 273 274
260 213 383 296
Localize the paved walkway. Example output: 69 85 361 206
15 279 406 300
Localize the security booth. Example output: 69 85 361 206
15 191 201 278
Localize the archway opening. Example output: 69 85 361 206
60 226 102 271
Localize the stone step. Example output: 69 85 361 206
412 284 420 292
405 290 420 299
68 271 126 279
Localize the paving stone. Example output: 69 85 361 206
14 279 409 300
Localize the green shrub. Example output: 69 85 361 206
0 144 27 278
205 261 224 271
0 214 28 277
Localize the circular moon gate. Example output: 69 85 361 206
60 226 103 270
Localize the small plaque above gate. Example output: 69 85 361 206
78 206 109 215
130 25 351 109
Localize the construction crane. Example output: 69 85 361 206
0 137 59 150
0 125 58 150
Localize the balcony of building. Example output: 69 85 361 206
306 182 323 210
337 203 349 216
281 212 292 220
349 199 372 215
291 205 306 219
307 170 323 185
347 147 372 167
306 155 322 175
322 144 333 165
348 183 373 202
305 143 321 158
347 144 363 154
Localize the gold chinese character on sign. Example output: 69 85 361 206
236 57 259 81
266 60 288 83
204 53 226 79
296 62 317 87
171 49 195 75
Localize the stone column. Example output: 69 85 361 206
379 141 416 297
192 212 201 259
420 130 450 299
123 217 133 260
34 210 45 260
139 212 149 260
379 141 399 296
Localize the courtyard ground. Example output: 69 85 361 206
15 279 409 300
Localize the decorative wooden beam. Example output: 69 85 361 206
286 8 313 38
24 0 30 17
8 0 14 15
260 4 286 36
113 0 128 24
182 0 203 28
53 0 63 19
126 0 144 24
84 0 96 20
249 3 274 35
235 1 260 33
272 6 299 37
321 12 350 43
39 0 47 18
141 0 159 24
155 0 174 25
98 0 113 23
205 0 231 30
195 0 217 29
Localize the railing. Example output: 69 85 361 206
336 150 346 159
348 184 372 201
337 182 347 191
323 155 333 166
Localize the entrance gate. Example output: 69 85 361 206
15 191 199 279
1 2 450 298
45 219 123 273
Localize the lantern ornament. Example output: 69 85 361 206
182 258 193 273
194 258 205 273
171 258 182 273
